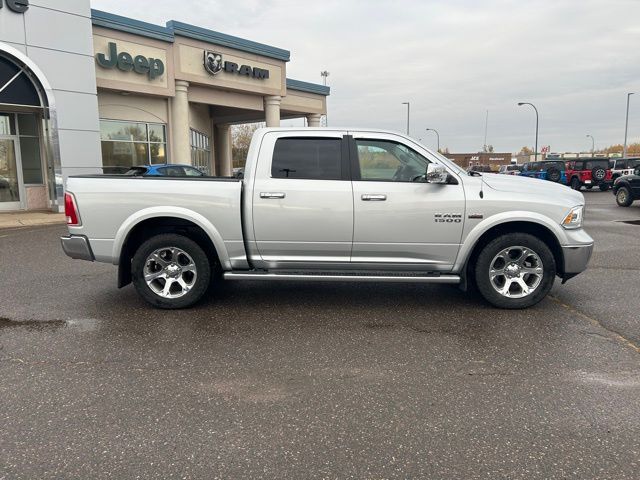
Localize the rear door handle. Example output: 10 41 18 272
260 192 286 199
361 194 387 201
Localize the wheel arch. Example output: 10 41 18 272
114 208 228 288
457 219 565 289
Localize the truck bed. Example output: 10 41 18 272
65 175 245 268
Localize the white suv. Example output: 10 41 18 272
610 158 640 181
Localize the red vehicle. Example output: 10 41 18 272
564 158 612 191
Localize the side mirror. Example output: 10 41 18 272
426 163 448 184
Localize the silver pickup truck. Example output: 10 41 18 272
61 128 593 309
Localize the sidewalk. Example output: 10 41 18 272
0 210 65 229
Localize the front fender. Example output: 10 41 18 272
112 206 232 270
453 211 567 272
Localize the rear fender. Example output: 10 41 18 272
112 206 231 269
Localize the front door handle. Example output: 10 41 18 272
260 192 286 199
361 194 387 201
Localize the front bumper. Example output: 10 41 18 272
60 235 94 261
561 242 593 282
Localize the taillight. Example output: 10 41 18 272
64 192 81 226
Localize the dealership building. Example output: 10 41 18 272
0 1 329 212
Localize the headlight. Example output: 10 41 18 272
561 205 584 229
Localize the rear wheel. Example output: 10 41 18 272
616 187 633 207
132 233 211 309
475 233 556 309
570 177 581 190
599 184 610 191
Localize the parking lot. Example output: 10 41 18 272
1 191 639 479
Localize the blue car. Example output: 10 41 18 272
124 164 206 177
519 160 566 184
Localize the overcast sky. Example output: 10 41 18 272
92 0 640 153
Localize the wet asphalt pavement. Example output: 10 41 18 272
1 191 639 479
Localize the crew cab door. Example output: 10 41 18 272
251 131 353 268
349 132 465 270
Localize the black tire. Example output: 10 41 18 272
599 183 610 191
585 185 593 190
591 167 606 183
547 168 561 182
131 233 211 309
474 233 556 309
616 186 634 207
570 177 581 190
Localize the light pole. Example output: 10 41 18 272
321 71 330 127
623 92 634 158
402 102 410 136
518 102 539 161
426 128 440 151
586 134 594 155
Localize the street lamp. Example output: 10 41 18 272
586 134 594 155
320 71 330 127
426 128 440 151
402 102 410 136
518 102 539 161
623 93 634 158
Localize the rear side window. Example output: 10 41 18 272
158 166 185 176
271 138 342 180
585 160 608 170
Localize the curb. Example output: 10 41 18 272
0 213 66 230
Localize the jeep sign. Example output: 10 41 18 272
96 42 165 80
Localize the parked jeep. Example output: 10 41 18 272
610 158 640 182
565 158 612 191
612 165 640 207
519 161 566 183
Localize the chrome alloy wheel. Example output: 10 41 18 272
143 247 197 299
489 246 543 299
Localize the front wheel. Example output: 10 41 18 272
131 233 212 309
474 233 556 309
616 187 633 207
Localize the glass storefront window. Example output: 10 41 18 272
17 113 38 136
190 129 211 175
100 120 167 173
0 113 16 135
19 137 43 184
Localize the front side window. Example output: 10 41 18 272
100 120 167 173
356 139 429 182
271 137 342 180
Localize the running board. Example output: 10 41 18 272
223 272 461 284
